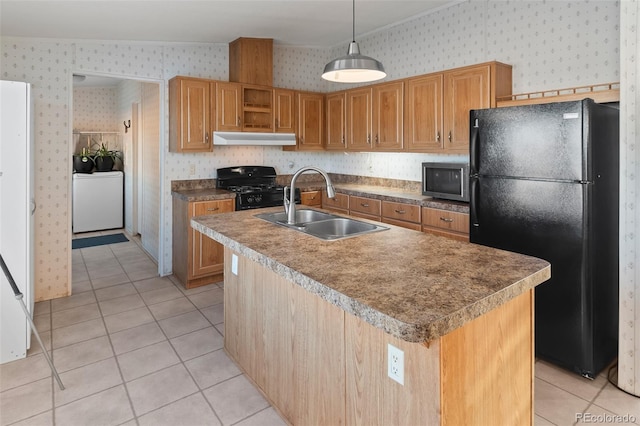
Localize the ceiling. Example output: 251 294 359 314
0 1 454 47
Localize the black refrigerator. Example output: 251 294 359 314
469 99 619 379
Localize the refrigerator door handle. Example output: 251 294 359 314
470 177 479 227
470 117 479 174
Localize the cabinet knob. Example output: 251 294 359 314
367 134 371 144
275 118 279 128
437 132 441 142
237 117 241 126
395 209 406 214
361 203 369 207
439 217 454 223
207 207 220 212
342 136 345 145
448 131 452 143
375 134 379 144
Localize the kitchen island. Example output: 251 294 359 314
192 207 550 425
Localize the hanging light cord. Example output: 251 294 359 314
352 0 356 43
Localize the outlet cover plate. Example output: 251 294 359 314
388 343 404 385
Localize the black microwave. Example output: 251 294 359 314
422 162 470 202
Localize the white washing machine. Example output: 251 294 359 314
72 171 123 233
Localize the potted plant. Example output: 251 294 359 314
92 143 122 172
72 147 94 173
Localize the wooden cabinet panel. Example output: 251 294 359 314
422 207 470 241
382 201 421 224
322 191 349 213
373 81 404 150
350 195 381 218
242 84 273 132
346 87 373 151
191 199 235 278
172 196 234 289
169 77 213 152
228 37 273 86
444 65 490 152
301 190 322 207
325 92 347 150
273 88 295 133
216 82 242 131
405 74 443 152
297 92 324 150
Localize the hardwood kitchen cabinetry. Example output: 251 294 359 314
300 190 322 207
241 84 273 132
349 195 381 221
172 197 235 288
215 81 242 132
273 88 296 134
422 207 470 241
228 37 273 86
325 91 347 151
346 81 404 151
293 92 324 151
382 200 422 231
405 62 512 153
169 76 214 153
322 191 349 214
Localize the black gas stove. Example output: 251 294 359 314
217 166 300 210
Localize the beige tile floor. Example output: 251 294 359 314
1 229 638 426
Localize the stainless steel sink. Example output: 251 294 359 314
255 209 388 240
255 209 335 225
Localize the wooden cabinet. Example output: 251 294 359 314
422 207 470 241
322 191 349 214
405 62 512 153
216 81 242 131
301 190 322 207
242 84 273 132
382 201 422 231
346 82 404 151
349 195 381 221
273 88 296 134
372 81 404 151
228 37 273 86
325 91 347 150
172 197 235 289
346 87 372 151
169 77 214 152
296 92 324 150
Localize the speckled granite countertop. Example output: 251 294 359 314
171 188 235 203
191 207 550 343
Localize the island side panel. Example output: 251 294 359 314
440 289 534 426
223 248 345 425
344 313 441 425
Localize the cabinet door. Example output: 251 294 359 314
216 82 242 131
190 199 235 278
372 81 403 151
444 65 490 152
325 92 347 151
301 190 322 207
169 77 212 152
405 74 443 152
274 89 296 133
346 87 372 151
297 92 324 150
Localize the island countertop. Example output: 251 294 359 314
191 207 550 343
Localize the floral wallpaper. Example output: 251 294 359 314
1 0 637 393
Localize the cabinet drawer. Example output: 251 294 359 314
190 199 235 218
382 217 422 231
421 207 469 234
382 201 421 224
301 190 322 206
350 196 381 216
322 192 349 211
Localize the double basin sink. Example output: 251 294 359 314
255 209 389 241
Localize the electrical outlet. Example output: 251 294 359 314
388 344 404 385
189 164 196 176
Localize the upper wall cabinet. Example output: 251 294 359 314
229 37 273 86
325 91 347 151
346 87 372 151
274 88 296 134
284 91 324 151
405 62 512 153
169 76 214 153
216 81 243 132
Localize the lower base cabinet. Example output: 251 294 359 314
422 207 470 241
224 248 534 425
172 198 235 288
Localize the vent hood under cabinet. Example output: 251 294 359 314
213 132 296 146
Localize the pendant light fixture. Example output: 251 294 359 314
322 0 386 83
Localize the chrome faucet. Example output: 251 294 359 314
284 166 336 225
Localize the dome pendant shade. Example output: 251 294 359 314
322 41 386 83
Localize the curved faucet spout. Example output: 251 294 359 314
286 166 335 225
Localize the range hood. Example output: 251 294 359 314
213 132 296 146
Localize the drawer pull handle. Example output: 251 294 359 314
395 209 406 214
207 207 220 212
439 217 454 223
361 203 369 207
